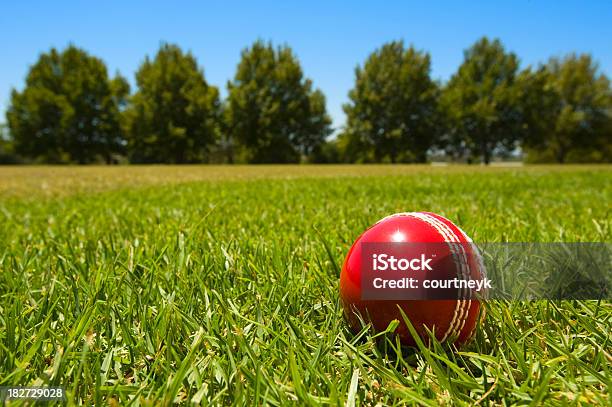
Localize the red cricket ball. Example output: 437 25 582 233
339 212 485 347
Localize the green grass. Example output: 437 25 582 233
0 165 610 405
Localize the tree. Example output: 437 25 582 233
226 40 331 163
125 43 220 163
521 54 612 163
6 45 128 163
441 37 522 164
340 41 439 163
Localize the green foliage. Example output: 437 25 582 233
521 54 612 163
441 37 522 164
6 45 128 164
226 41 332 163
341 41 439 163
125 43 221 163
0 166 610 404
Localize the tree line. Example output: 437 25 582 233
2 37 611 164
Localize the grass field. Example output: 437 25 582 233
0 165 610 405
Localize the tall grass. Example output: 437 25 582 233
0 166 610 405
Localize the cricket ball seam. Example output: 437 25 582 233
441 216 484 343
417 214 469 342
451 222 486 342
425 214 473 341
424 215 471 341
406 212 470 342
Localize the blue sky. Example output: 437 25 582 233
1 1 611 131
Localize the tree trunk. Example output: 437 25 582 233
105 154 112 165
556 148 566 164
374 148 382 163
226 138 234 164
481 141 491 165
176 150 185 164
